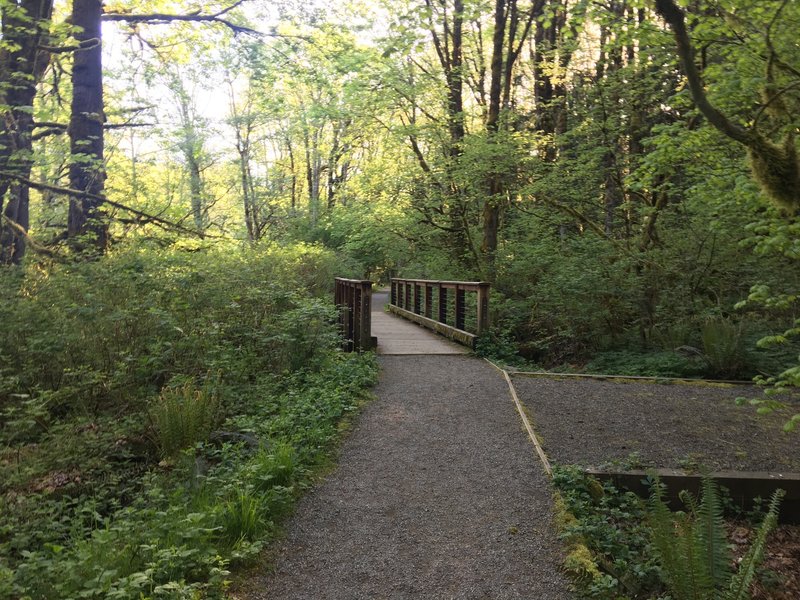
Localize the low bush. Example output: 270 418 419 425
584 350 706 378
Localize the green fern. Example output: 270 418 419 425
692 478 733 590
648 478 783 600
151 381 221 458
724 489 784 600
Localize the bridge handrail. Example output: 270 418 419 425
334 277 374 352
388 278 486 291
389 278 490 347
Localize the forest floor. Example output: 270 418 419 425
236 355 573 599
514 374 799 599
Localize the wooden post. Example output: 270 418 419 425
359 281 372 351
390 280 397 306
438 284 448 325
343 285 352 351
476 282 490 334
455 285 465 330
355 287 363 349
424 283 433 319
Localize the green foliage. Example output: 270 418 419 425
152 381 221 459
0 244 379 599
250 441 299 491
648 478 784 600
585 350 706 378
701 318 745 379
552 466 661 599
220 491 266 545
648 478 732 598
554 467 785 600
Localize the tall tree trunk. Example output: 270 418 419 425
187 153 203 230
236 120 256 241
303 121 323 228
175 90 205 231
327 123 341 210
447 0 465 154
0 0 54 264
68 0 107 251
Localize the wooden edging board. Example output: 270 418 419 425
484 358 552 476
387 304 477 348
508 370 753 386
588 468 800 524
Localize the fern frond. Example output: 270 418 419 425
695 478 732 591
678 515 715 600
724 489 784 600
649 480 699 600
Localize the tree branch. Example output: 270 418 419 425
0 172 219 238
31 121 154 141
654 0 751 145
102 0 274 37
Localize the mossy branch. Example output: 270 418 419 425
655 0 800 212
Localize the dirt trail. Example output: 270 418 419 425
242 355 572 599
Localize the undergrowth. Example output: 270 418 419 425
553 466 785 599
0 242 378 599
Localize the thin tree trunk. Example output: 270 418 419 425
287 137 297 213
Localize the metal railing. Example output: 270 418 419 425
389 278 490 347
334 278 374 352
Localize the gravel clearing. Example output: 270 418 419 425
241 355 573 600
511 375 800 472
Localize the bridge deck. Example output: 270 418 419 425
371 290 468 355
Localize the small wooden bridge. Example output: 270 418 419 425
334 277 490 354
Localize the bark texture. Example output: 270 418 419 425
0 0 54 264
68 0 107 250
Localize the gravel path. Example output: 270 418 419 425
512 375 800 472
242 356 572 599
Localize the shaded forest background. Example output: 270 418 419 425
1 0 800 597
3 0 799 376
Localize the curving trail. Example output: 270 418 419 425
240 299 573 599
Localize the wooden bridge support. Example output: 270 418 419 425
335 278 374 352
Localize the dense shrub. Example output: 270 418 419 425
0 242 378 599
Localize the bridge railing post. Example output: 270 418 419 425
476 282 490 334
454 285 465 331
438 283 448 325
424 283 433 319
334 278 374 352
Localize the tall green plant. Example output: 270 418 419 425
648 478 783 600
701 318 744 379
151 380 221 458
